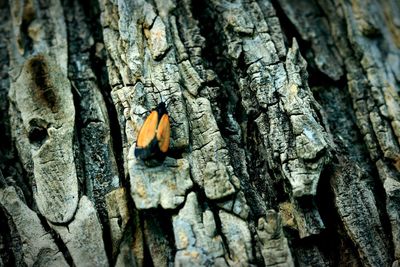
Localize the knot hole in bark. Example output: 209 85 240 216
28 118 48 147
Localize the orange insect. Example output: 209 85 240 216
135 100 170 165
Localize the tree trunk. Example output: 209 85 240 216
0 0 399 266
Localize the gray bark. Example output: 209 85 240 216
0 0 399 266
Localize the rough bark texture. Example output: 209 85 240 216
0 0 399 266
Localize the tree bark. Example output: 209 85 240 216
0 0 399 266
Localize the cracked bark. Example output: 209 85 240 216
0 0 399 266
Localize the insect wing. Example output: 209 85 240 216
136 111 158 148
156 114 170 153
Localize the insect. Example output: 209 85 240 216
134 88 171 166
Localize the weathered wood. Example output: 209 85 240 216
9 54 78 224
0 0 399 266
0 186 68 266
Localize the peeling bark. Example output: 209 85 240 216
1 0 399 266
